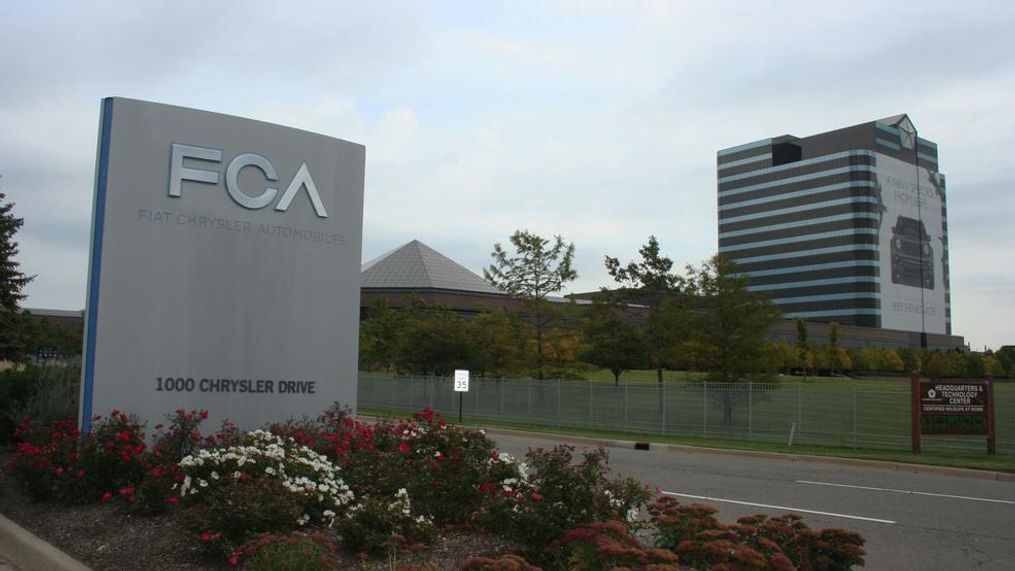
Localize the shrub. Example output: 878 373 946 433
397 409 521 525
0 365 79 444
647 497 864 570
461 553 541 571
317 409 521 527
338 488 436 555
77 411 148 502
6 411 147 503
544 520 680 570
479 444 651 554
5 416 81 501
132 409 209 513
177 429 355 554
230 531 341 570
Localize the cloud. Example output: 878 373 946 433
5 0 1015 349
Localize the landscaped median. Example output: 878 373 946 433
2 405 866 569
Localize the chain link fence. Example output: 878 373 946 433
358 373 1014 455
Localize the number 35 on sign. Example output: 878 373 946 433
454 370 470 392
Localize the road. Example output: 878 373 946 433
489 431 1015 570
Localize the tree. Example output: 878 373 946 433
0 190 35 362
604 236 687 384
827 322 841 375
467 310 531 378
484 231 577 379
795 318 809 376
358 298 404 371
582 303 646 385
687 254 781 426
392 300 474 376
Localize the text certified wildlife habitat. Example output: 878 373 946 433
81 97 364 432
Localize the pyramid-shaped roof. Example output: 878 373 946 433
361 240 504 295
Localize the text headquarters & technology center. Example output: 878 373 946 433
717 114 963 349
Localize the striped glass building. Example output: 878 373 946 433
717 115 951 337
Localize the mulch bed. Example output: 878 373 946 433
0 453 522 570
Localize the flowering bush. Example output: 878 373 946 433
312 409 521 527
396 409 522 525
77 411 148 501
461 553 541 570
648 496 865 570
229 531 342 570
478 444 651 554
544 520 680 570
6 416 82 501
177 429 355 554
7 412 147 503
338 488 436 555
132 409 209 513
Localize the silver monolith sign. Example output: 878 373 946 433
81 97 365 431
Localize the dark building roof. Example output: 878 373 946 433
361 240 504 295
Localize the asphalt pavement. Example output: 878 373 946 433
488 430 1015 571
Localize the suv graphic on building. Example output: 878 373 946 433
891 215 934 289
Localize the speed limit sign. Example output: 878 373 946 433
454 369 470 392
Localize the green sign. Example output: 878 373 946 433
920 414 987 436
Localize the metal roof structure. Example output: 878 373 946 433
361 240 504 295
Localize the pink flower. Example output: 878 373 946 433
227 553 241 567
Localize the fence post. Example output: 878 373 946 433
703 381 708 437
498 380 503 416
624 383 629 433
852 381 858 449
556 379 561 422
527 380 532 417
797 382 803 442
662 382 667 434
589 382 594 428
475 378 480 413
748 381 754 441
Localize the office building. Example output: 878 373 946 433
717 115 952 340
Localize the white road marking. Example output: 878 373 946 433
660 491 896 524
795 480 1015 505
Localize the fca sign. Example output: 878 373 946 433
168 143 328 218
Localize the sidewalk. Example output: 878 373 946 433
0 515 89 571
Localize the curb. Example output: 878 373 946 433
0 515 90 571
475 425 1015 482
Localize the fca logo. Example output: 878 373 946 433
168 143 328 218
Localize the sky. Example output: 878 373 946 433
2 0 1014 350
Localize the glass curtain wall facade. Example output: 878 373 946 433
717 115 951 335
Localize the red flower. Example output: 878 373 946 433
77 469 86 479
200 410 209 420
101 492 113 503
398 442 411 453
531 492 544 501
227 552 240 567
117 430 132 442
167 496 179 505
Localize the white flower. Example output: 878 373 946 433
210 471 219 480
297 513 309 526
265 467 276 475
626 507 640 522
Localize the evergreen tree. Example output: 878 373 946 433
0 190 35 362
604 236 687 384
